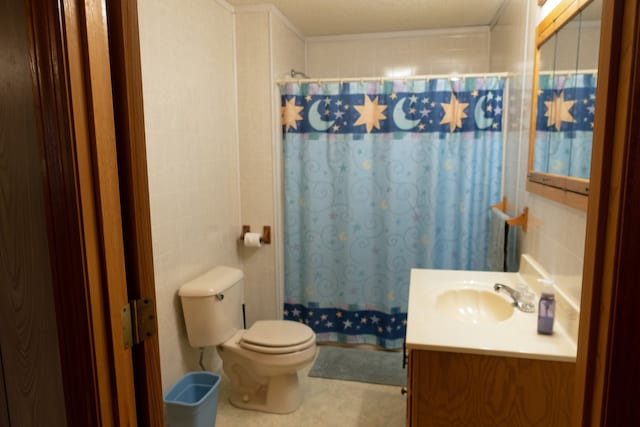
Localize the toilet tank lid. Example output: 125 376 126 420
178 266 243 297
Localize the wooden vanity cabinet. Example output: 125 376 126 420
406 349 575 426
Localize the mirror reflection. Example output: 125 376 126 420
530 0 601 186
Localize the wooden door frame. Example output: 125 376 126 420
105 1 165 425
574 0 640 425
25 0 139 424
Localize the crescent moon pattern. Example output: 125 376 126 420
308 100 335 131
393 98 421 130
474 96 494 130
279 77 509 135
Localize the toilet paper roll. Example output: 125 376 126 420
243 232 262 248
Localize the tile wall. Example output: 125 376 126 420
138 0 242 391
236 11 275 327
306 28 491 78
490 0 587 305
489 0 531 210
236 7 306 326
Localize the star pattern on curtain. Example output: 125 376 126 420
281 97 304 132
439 92 469 133
544 90 577 131
354 95 388 133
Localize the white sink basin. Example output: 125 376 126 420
436 289 514 323
407 266 578 362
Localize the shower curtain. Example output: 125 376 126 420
533 72 597 179
280 77 505 349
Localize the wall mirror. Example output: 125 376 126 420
528 0 602 211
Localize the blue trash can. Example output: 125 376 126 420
164 371 221 427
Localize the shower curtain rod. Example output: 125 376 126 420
276 71 509 85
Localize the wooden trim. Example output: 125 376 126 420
537 0 591 45
25 0 107 423
26 0 137 424
405 351 413 426
526 180 588 211
574 0 640 426
106 1 165 425
573 0 630 425
573 1 627 418
528 43 540 174
71 0 138 422
528 0 597 209
64 3 125 421
601 2 640 423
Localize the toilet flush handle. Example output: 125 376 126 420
216 293 224 301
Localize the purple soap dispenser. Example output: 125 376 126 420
537 279 555 335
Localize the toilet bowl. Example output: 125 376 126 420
179 266 317 414
218 320 317 413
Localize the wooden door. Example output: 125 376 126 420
575 0 640 424
0 0 67 424
0 0 157 424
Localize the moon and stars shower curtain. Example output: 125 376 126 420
280 76 505 349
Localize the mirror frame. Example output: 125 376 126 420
527 0 595 212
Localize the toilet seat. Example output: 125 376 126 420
239 320 315 354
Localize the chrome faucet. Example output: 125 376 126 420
494 283 536 313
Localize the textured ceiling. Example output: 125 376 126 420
226 0 507 37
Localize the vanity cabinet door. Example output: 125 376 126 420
405 350 413 426
408 350 432 426
408 349 575 426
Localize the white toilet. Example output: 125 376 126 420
179 266 317 414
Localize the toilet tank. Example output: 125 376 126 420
178 266 244 348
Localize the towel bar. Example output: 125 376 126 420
490 196 528 232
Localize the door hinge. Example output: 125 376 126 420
122 298 157 349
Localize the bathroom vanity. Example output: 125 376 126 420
405 257 578 426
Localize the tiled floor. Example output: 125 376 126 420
214 357 407 426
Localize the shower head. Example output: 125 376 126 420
290 69 310 79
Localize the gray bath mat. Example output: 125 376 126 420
308 345 406 387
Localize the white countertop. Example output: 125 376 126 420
406 268 577 362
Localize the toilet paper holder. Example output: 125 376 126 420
239 225 271 244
